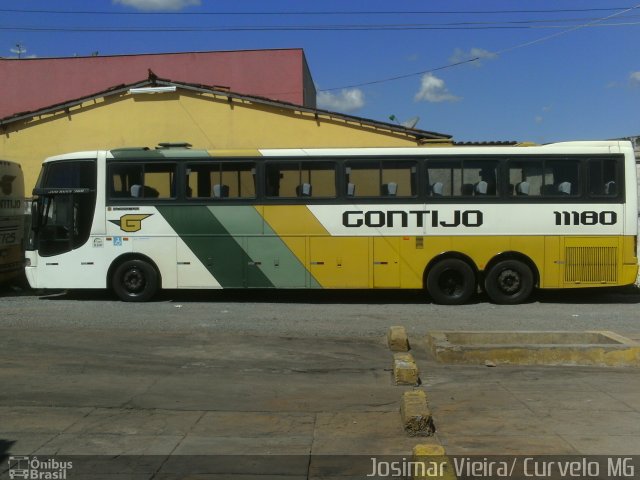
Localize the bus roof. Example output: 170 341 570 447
42 140 634 163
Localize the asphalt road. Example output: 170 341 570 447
1 286 639 337
1 284 640 474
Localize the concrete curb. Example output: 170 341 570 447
400 390 435 437
388 326 410 352
393 352 420 385
412 444 457 480
426 330 640 367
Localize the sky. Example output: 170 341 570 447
2 0 639 143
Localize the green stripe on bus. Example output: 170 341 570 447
262 217 322 289
209 206 321 288
156 205 273 288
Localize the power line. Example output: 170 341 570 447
4 4 638 96
4 8 640 33
495 3 640 56
0 7 636 16
1 21 638 33
319 3 640 92
320 58 485 91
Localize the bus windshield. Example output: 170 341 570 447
30 160 97 257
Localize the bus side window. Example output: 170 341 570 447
110 164 143 198
345 160 415 198
381 161 416 197
220 162 256 199
265 164 281 197
544 160 580 197
463 160 498 196
428 159 498 198
588 158 619 197
508 161 542 197
345 161 379 197
108 163 175 199
304 161 335 198
426 161 460 197
144 164 175 199
187 162 256 199
267 161 335 198
265 163 297 197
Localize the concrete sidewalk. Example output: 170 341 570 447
422 363 640 455
0 327 639 478
416 331 640 455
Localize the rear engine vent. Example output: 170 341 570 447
565 246 618 283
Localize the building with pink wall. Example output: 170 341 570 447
0 48 316 119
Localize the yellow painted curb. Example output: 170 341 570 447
388 325 410 352
426 331 640 367
393 352 420 385
401 390 435 436
412 444 457 480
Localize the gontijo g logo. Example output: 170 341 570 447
109 214 152 233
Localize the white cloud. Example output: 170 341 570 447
449 47 497 67
113 0 200 11
630 71 640 86
414 74 461 103
535 106 552 124
317 89 365 112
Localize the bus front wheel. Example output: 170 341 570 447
112 259 158 302
483 259 533 304
426 258 476 305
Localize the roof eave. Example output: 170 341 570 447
0 77 451 141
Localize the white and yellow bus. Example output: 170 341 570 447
25 141 638 304
0 160 25 284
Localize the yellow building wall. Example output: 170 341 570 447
0 90 433 192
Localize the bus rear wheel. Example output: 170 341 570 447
426 258 476 305
483 259 533 304
112 259 158 302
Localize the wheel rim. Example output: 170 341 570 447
496 268 521 294
438 269 465 297
122 267 146 294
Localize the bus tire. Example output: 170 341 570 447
426 258 476 305
112 259 158 302
483 259 533 305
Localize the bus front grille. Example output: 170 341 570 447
564 246 618 284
